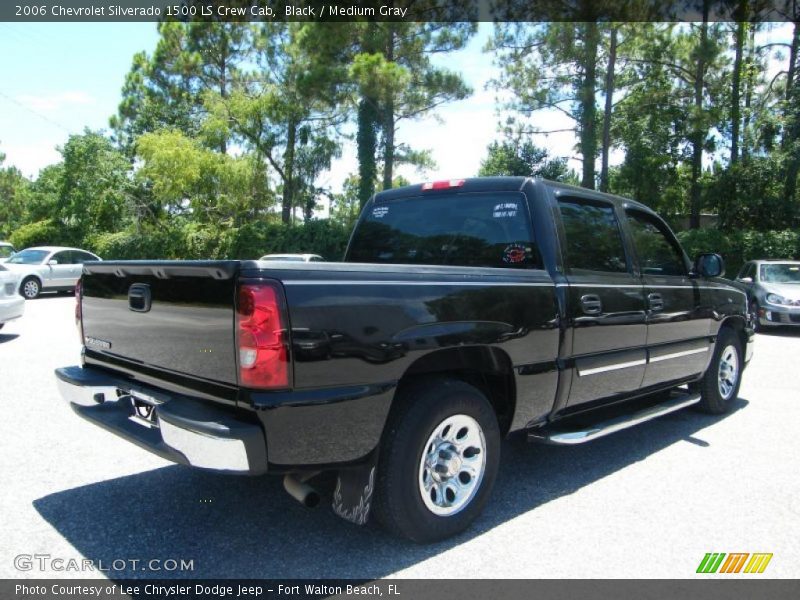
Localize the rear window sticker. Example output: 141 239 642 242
493 202 518 218
372 206 389 218
502 243 528 264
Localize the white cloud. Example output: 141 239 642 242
16 91 95 113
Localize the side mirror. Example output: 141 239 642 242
48 259 59 266
739 276 753 284
694 253 724 278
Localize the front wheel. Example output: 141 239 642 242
749 300 761 333
695 328 743 414
372 379 501 543
20 277 40 300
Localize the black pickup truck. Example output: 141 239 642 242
56 177 753 542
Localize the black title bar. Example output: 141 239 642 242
2 0 799 23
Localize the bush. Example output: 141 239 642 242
677 228 800 277
85 219 352 261
218 220 351 261
9 219 66 249
88 227 184 260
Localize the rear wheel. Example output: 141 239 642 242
695 328 742 414
20 277 40 300
373 379 501 543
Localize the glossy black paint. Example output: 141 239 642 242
74 178 751 471
81 263 238 387
241 264 560 464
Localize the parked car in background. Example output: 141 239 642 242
735 260 800 330
0 264 24 330
0 242 15 263
4 246 101 299
259 253 325 262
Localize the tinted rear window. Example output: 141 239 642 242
347 192 542 269
558 198 628 273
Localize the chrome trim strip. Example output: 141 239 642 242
578 358 646 377
160 419 250 472
555 282 746 295
555 283 639 288
649 346 709 363
528 393 701 445
283 280 553 287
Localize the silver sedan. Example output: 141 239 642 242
734 260 800 330
3 246 101 299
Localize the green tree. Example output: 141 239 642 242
299 20 474 207
490 21 611 189
135 129 274 227
111 21 252 154
56 131 133 242
206 22 342 224
478 135 575 181
0 149 30 238
374 22 474 190
781 19 800 208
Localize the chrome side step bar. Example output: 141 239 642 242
528 393 701 445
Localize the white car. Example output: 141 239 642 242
4 246 101 299
0 264 24 330
0 242 15 263
258 253 325 262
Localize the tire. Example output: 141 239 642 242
20 277 41 300
749 300 761 333
695 328 743 414
372 378 501 543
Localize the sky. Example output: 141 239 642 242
0 23 160 177
0 21 569 198
0 21 794 216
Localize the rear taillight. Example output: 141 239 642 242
236 282 291 389
75 278 84 345
421 179 465 190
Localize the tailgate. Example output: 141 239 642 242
81 261 240 385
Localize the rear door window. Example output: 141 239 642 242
51 251 74 265
72 251 97 264
557 198 629 273
348 192 542 269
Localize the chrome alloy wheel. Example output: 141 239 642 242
418 414 486 516
22 279 39 299
717 344 739 401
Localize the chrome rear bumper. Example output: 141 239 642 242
54 366 267 475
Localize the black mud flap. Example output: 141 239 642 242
332 460 377 525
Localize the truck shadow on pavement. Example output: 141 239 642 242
33 397 747 579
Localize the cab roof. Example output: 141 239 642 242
374 177 657 215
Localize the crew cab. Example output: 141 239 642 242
55 178 753 542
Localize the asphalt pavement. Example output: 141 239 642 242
1 294 798 579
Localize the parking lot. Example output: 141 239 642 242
1 294 798 579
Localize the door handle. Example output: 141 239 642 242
580 294 602 315
648 292 664 312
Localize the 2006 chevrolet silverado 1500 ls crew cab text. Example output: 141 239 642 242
55 177 753 542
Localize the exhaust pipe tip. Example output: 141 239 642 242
283 474 321 508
